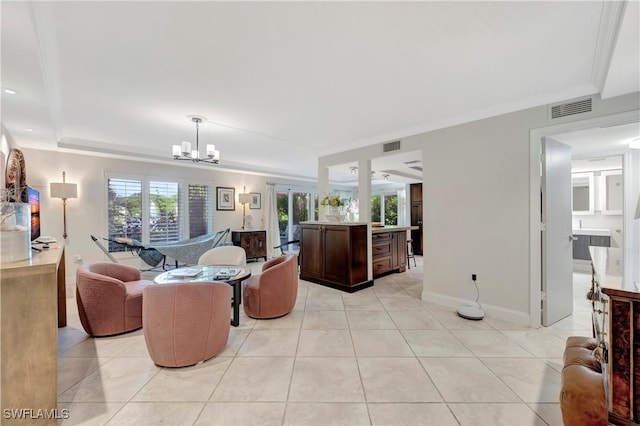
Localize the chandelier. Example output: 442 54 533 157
172 116 220 164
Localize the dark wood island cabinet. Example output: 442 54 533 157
299 223 372 292
372 228 408 277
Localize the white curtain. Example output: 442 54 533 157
264 182 280 259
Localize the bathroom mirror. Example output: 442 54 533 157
572 172 594 215
600 169 623 215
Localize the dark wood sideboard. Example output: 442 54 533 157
299 223 372 292
231 230 267 262
591 246 639 425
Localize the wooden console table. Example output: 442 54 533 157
591 246 639 425
1 245 66 425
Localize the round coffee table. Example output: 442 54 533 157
154 265 251 326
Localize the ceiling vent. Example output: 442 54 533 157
551 98 592 119
382 140 401 152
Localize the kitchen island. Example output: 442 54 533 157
299 222 413 292
371 225 411 277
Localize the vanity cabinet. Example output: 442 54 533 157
372 229 407 277
232 230 267 261
573 234 611 260
299 223 371 292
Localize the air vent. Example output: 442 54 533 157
409 166 423 171
551 98 592 119
383 140 401 152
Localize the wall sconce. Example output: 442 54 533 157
349 166 358 175
382 174 390 181
238 186 252 229
50 171 77 239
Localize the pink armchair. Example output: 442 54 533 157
76 262 153 336
143 282 231 367
242 254 298 319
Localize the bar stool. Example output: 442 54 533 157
407 239 416 269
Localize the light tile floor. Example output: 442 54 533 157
57 259 593 425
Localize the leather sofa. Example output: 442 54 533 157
559 336 608 426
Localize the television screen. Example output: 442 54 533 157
27 186 40 241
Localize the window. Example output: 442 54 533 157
107 176 213 252
188 184 210 238
107 178 142 252
371 192 399 225
149 181 181 244
384 194 398 225
371 195 381 222
277 191 289 246
277 188 317 250
291 192 310 241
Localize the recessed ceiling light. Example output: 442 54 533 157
630 137 640 149
2 88 19 95
24 128 34 132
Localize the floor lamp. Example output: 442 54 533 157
239 187 252 230
50 171 77 240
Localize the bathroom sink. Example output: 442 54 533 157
572 228 611 237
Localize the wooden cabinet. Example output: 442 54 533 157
372 229 407 277
299 223 371 292
605 292 639 424
232 230 267 261
591 247 639 425
410 183 423 255
573 234 610 260
1 246 66 425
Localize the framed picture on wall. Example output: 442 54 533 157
249 192 261 209
216 187 235 211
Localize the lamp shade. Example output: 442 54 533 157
50 182 77 199
239 193 252 204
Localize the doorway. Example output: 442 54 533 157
529 110 640 328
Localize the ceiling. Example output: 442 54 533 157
2 1 639 185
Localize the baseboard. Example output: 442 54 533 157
421 290 530 326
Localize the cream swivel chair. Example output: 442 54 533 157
143 282 231 367
198 245 247 268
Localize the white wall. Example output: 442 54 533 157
412 107 546 322
319 91 639 326
20 148 311 286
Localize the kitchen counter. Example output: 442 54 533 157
573 228 611 236
371 225 415 234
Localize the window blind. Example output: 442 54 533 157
149 181 181 244
188 184 211 238
107 178 142 252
